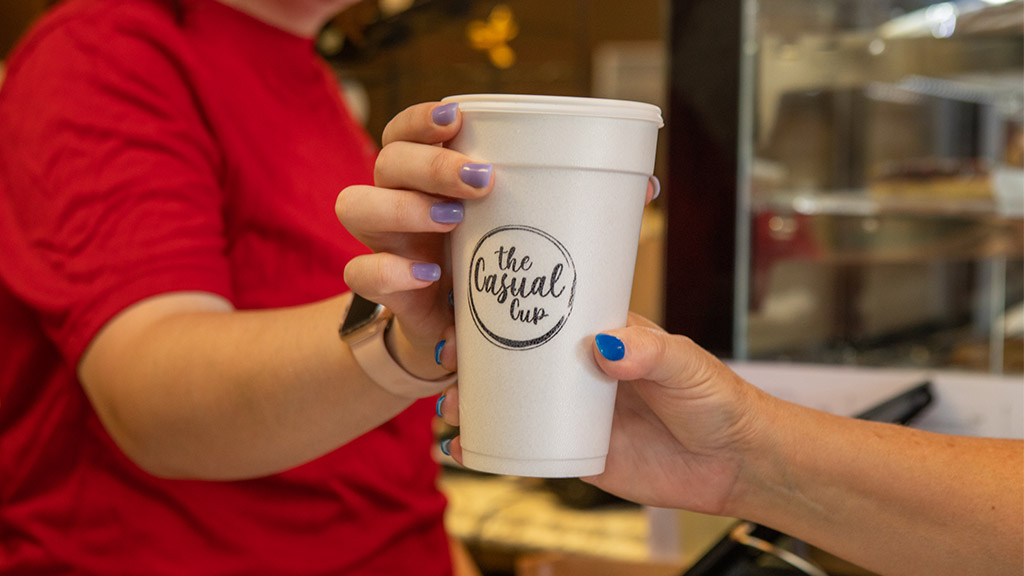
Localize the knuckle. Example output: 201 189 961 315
345 254 398 298
671 334 715 387
652 331 673 364
335 186 372 232
390 191 418 225
427 148 455 185
372 254 402 295
373 145 396 184
381 103 426 146
343 257 364 290
380 112 406 146
335 186 357 221
334 190 348 221
651 331 691 386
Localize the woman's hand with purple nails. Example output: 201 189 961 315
336 102 493 382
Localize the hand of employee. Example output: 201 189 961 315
337 101 493 388
77 102 494 481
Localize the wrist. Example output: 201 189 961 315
385 318 451 382
725 388 842 531
340 295 455 398
719 385 794 521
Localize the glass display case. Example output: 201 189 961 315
667 0 1023 374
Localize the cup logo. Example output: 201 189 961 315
468 225 577 350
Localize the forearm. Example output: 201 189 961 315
80 293 425 480
732 396 1024 576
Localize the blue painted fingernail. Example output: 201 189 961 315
430 201 464 224
460 163 493 188
448 289 454 308
595 334 625 361
649 175 661 201
440 438 452 456
432 102 458 126
412 263 441 282
434 340 446 365
436 395 446 418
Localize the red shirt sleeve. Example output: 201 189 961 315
0 7 232 365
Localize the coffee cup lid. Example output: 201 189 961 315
441 94 663 127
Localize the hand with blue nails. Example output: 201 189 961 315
587 313 767 513
439 312 1023 576
433 312 752 494
336 102 493 389
593 315 1022 576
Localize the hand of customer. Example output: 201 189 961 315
436 312 763 514
438 313 1024 576
336 101 493 389
582 314 766 513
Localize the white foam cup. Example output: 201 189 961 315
445 94 662 477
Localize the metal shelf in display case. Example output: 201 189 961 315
665 0 1023 373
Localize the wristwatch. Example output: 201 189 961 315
340 294 457 398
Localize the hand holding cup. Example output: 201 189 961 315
335 102 493 391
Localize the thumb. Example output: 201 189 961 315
592 326 717 391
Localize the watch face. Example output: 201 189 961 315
341 295 383 336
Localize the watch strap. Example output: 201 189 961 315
347 311 457 398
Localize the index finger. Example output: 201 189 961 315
382 102 463 147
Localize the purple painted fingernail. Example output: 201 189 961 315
649 175 661 200
412 263 441 282
432 102 458 126
430 202 464 224
460 163 493 188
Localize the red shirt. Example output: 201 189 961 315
0 1 450 574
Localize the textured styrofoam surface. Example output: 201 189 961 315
447 95 662 477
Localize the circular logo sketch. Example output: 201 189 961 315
468 225 577 350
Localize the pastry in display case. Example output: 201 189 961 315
749 0 1023 372
666 0 1023 373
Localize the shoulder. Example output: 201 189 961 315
0 0 221 223
11 0 183 56
1 0 207 145
4 0 190 94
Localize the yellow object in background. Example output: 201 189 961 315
467 4 519 69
